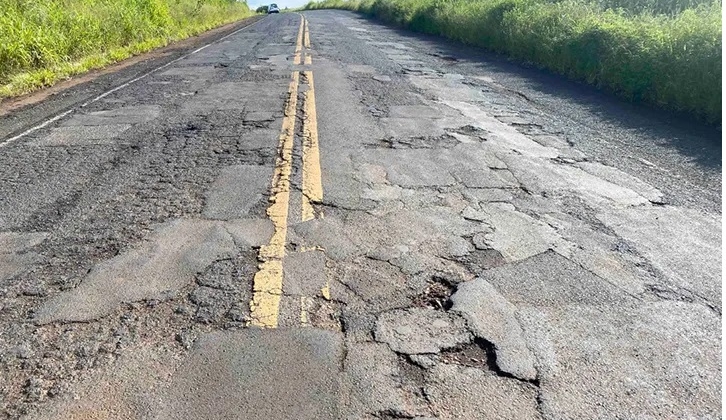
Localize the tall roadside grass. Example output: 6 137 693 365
305 0 722 123
0 0 252 98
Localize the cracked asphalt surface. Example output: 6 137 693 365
0 10 721 420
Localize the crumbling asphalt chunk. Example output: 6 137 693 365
374 308 471 355
449 278 538 382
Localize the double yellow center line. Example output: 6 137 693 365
249 15 322 328
293 17 312 65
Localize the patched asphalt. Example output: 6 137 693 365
0 10 721 420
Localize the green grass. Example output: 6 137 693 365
0 0 252 98
305 0 722 123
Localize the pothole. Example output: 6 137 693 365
412 276 456 311
440 339 490 370
442 339 541 385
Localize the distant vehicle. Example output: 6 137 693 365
268 3 280 13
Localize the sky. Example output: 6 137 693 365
247 0 310 9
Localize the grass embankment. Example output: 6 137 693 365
305 0 722 123
0 0 252 98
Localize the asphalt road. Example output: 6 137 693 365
0 10 721 420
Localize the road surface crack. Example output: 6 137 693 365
372 409 417 419
643 283 721 315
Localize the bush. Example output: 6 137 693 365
0 0 252 97
305 0 722 123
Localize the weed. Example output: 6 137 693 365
0 0 253 97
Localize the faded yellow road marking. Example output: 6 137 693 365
303 17 310 48
294 16 304 65
250 15 322 328
302 16 312 65
249 71 300 328
301 70 323 222
321 285 331 301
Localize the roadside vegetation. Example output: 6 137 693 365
304 0 722 123
0 0 252 98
